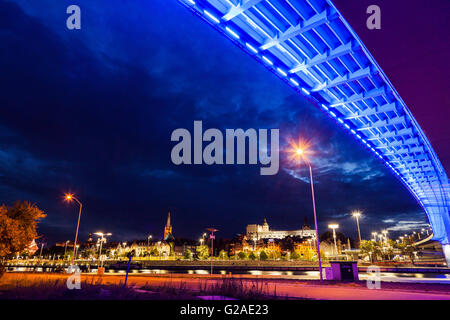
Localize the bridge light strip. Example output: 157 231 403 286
301 88 310 95
225 27 240 39
262 56 273 65
277 68 287 77
204 10 220 24
186 0 195 5
290 78 299 86
245 43 258 54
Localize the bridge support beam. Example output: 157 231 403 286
425 204 450 266
443 244 450 267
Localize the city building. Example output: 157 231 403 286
246 218 316 241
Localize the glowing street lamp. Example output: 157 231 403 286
64 193 83 268
382 230 388 243
147 234 153 249
289 141 323 283
328 224 339 260
372 232 378 242
206 228 218 275
352 211 362 246
64 240 70 261
94 232 112 267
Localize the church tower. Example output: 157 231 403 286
164 212 173 239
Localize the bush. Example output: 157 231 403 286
237 251 247 260
259 251 268 261
219 250 228 260
290 252 300 260
248 252 256 260
183 249 192 260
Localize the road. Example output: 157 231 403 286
3 272 449 300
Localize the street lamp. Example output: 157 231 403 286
64 240 70 261
291 142 323 283
372 232 378 242
206 228 218 275
94 232 112 267
382 230 388 243
65 193 83 268
328 224 339 260
147 234 152 249
352 211 362 247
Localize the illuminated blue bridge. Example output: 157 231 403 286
177 0 450 263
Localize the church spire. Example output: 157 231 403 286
166 212 171 227
164 211 172 239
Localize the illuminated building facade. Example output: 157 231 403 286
246 218 316 240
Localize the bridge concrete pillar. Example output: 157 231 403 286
443 244 450 267
424 205 450 266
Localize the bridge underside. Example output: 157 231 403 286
177 0 450 262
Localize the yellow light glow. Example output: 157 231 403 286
287 138 312 163
65 193 73 201
352 211 361 218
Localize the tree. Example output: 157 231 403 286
0 201 46 276
237 251 247 260
360 240 382 263
259 250 268 261
290 251 300 260
150 247 159 257
183 249 192 260
395 239 416 263
248 252 256 260
196 245 209 260
218 250 228 260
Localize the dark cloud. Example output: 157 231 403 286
0 0 434 244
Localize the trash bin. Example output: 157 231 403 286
328 261 358 281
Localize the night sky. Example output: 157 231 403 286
1 0 448 244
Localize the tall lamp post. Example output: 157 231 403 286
352 211 362 247
293 145 323 283
65 193 83 268
382 230 388 243
64 240 70 261
206 228 218 275
328 224 339 260
94 232 112 267
372 232 378 242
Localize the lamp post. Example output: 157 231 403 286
147 234 152 258
328 224 339 260
64 240 70 261
352 211 362 247
94 232 112 267
382 230 388 243
206 228 218 275
293 145 323 283
39 242 44 261
65 193 83 268
372 232 378 242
